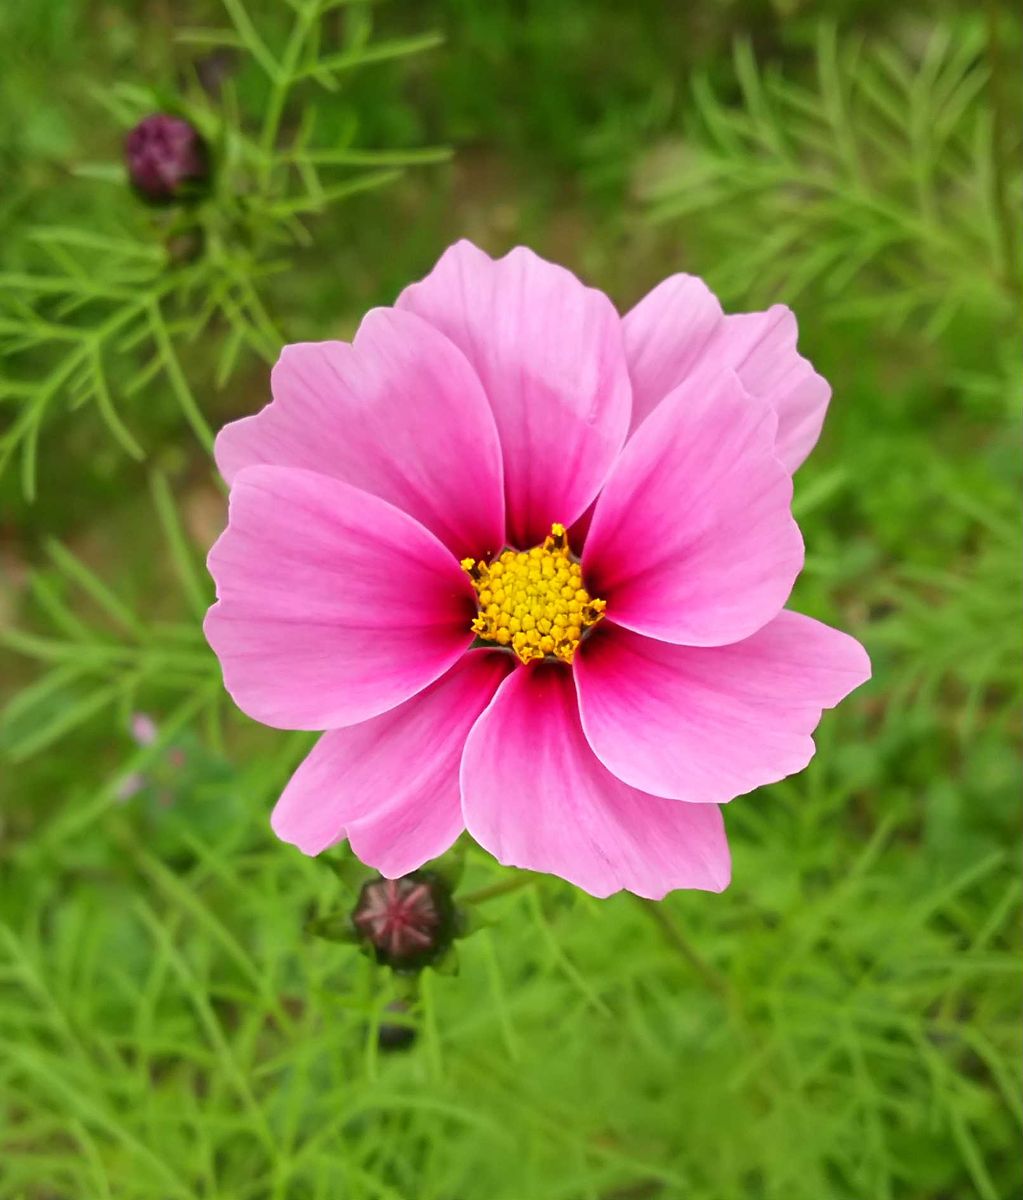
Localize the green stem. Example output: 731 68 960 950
258 0 321 187
985 0 1023 303
462 873 539 906
634 896 731 997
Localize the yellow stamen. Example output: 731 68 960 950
461 523 606 665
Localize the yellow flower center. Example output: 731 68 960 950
461 524 606 665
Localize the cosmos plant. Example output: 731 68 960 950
203 240 870 900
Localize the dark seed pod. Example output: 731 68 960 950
352 871 455 972
124 114 209 206
377 1000 417 1051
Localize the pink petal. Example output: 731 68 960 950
703 308 831 472
271 650 514 874
582 370 803 646
204 465 476 730
621 273 723 429
575 613 871 804
397 240 631 548
460 664 731 898
624 278 830 471
214 308 505 561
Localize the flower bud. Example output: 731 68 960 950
352 872 454 972
377 1000 417 1051
124 114 209 205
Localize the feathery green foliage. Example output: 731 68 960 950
0 0 446 498
647 21 1021 328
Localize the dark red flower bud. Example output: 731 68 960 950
377 1000 417 1051
124 114 209 205
352 872 454 972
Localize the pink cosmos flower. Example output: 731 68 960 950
204 241 870 899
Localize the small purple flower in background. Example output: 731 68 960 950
115 712 186 805
130 712 158 746
115 772 147 802
124 114 209 205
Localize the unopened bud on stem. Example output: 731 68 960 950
124 114 209 205
352 872 454 972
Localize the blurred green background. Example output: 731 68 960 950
1 2 1020 1198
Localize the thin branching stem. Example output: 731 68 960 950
462 873 540 906
984 0 1023 303
633 896 732 997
